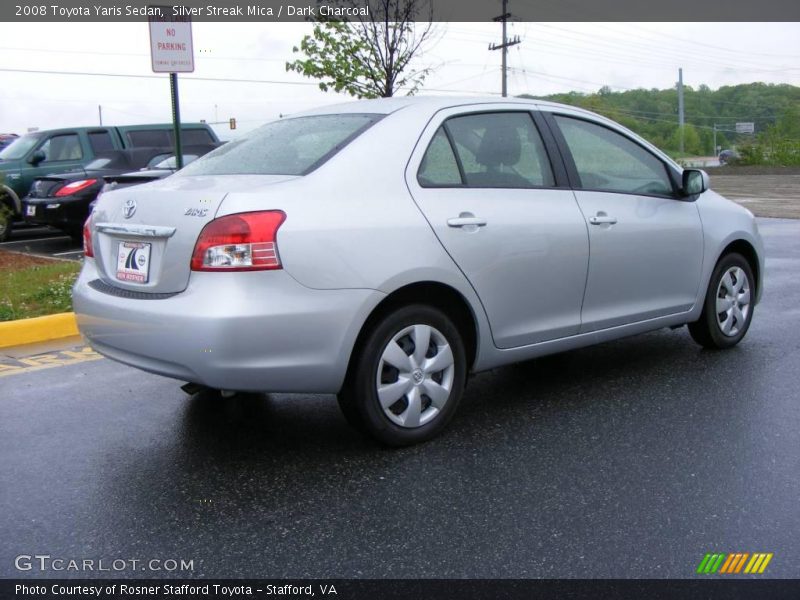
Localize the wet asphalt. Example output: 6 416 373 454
0 218 798 579
0 224 84 261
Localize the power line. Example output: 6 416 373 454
605 23 800 60
0 67 500 96
0 67 320 86
530 23 797 73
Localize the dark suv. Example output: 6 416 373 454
0 123 219 241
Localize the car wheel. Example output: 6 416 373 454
688 253 755 349
67 226 83 244
338 304 467 446
0 202 12 242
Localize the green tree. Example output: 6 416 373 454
286 0 435 99
668 124 702 155
770 104 800 138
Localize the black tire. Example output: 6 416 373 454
688 252 755 349
338 304 467 446
0 201 13 243
66 226 83 245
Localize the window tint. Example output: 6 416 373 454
554 116 673 196
39 134 83 162
127 130 170 147
178 114 380 177
88 131 115 154
181 129 213 145
418 128 462 186
444 112 554 188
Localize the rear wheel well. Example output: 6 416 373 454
719 240 759 297
345 281 478 384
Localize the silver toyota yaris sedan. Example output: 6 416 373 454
73 97 764 446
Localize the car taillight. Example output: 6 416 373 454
55 179 98 197
82 216 94 258
191 211 286 272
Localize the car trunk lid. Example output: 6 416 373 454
89 174 296 294
29 173 87 198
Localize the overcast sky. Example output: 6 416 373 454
1 22 798 139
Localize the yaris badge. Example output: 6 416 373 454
123 199 137 219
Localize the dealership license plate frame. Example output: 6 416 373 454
116 241 152 284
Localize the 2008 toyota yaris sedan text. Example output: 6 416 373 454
73 97 764 446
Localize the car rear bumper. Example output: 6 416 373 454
72 259 385 393
22 196 89 231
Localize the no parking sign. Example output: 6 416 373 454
148 5 194 73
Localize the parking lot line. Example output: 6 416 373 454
0 235 70 245
0 346 103 377
53 250 85 256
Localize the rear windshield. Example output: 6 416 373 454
177 114 381 177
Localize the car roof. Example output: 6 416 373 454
293 95 598 119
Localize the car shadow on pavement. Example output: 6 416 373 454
175 327 711 459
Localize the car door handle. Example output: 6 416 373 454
588 215 618 225
447 216 487 228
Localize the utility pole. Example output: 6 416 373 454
489 0 520 97
98 105 103 126
713 123 735 157
711 123 719 156
677 68 685 154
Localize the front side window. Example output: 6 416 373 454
554 116 673 196
39 134 83 162
178 114 381 177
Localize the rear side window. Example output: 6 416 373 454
181 129 213 145
88 131 115 154
179 114 381 177
554 116 674 196
126 130 170 147
417 128 462 186
418 112 554 189
39 134 83 162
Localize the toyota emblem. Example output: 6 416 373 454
123 199 137 219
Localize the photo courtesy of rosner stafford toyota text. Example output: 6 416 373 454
1 0 799 598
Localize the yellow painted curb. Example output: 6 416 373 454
0 312 79 349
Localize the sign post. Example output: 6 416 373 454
170 73 182 169
148 7 194 169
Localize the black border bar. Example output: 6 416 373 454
4 0 800 22
4 579 800 600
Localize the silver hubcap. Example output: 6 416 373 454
716 266 751 337
376 324 455 428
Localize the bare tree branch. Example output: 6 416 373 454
285 0 437 99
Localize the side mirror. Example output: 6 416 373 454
682 169 709 196
28 150 46 165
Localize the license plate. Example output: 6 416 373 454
116 241 151 284
25 205 36 217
